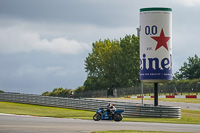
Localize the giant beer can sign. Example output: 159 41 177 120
140 7 172 83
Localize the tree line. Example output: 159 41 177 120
84 34 140 93
42 34 200 97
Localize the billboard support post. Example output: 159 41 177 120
141 83 144 105
154 83 158 106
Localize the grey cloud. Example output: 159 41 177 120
0 0 142 27
1 0 198 30
0 52 88 94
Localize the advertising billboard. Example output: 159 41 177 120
140 7 172 83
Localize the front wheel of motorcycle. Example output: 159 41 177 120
114 114 123 122
93 113 101 121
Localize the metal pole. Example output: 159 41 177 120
198 82 200 95
141 83 144 105
154 83 158 106
196 83 198 96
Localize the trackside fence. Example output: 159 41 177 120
73 82 200 98
0 92 181 118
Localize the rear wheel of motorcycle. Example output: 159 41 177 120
114 114 123 122
93 113 101 121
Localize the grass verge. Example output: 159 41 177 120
0 101 94 119
91 130 197 133
113 97 200 104
0 101 200 124
141 98 200 104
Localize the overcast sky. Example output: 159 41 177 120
0 0 200 94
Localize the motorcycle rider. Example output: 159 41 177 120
107 103 116 117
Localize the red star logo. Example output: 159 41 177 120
151 28 170 51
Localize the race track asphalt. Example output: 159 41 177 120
0 113 200 133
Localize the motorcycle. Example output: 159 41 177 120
93 108 124 122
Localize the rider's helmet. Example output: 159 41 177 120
107 103 114 107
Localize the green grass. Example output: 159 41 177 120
135 98 200 104
91 130 197 133
117 97 200 104
0 101 200 124
0 101 94 119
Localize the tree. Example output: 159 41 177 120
42 88 72 97
74 86 85 93
174 54 200 79
84 39 121 90
41 91 50 96
84 34 140 91
117 35 140 87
